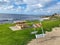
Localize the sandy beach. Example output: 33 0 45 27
28 27 60 45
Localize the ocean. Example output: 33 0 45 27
0 14 41 24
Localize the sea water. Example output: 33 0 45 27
0 14 41 24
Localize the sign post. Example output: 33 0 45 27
31 19 46 38
35 19 46 38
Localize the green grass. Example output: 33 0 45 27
42 20 60 32
0 23 35 45
0 19 60 45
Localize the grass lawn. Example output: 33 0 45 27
0 19 60 45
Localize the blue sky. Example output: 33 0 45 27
0 0 60 15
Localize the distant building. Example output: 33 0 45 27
52 13 60 17
42 17 50 20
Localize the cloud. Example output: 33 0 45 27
0 0 60 15
57 2 60 5
24 0 55 12
40 2 60 14
14 0 24 5
24 0 60 15
0 5 13 10
0 0 55 10
24 0 53 5
4 5 14 10
25 3 43 12
4 0 10 2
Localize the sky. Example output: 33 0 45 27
0 0 60 15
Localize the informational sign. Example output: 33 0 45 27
35 34 46 38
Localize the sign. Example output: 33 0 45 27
35 34 46 38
